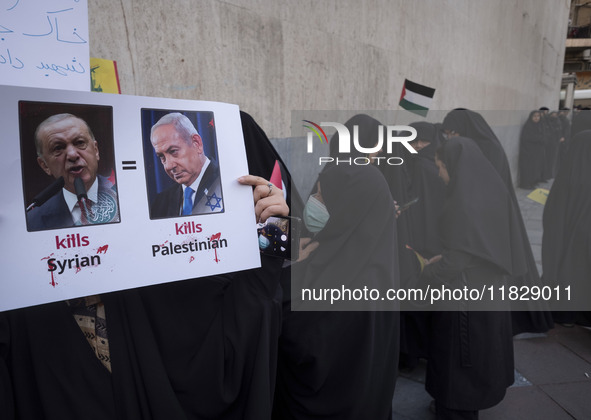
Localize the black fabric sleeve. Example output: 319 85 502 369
0 313 14 420
421 249 475 286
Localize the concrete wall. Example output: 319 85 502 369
88 0 570 195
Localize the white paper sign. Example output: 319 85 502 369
0 84 261 311
0 0 90 91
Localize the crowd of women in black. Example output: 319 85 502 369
518 107 571 189
372 109 553 420
1 109 589 420
281 108 589 420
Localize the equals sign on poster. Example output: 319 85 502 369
122 160 137 170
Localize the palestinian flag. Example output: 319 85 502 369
399 79 435 117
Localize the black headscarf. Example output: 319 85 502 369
518 110 546 188
521 111 544 144
275 163 399 420
326 114 418 289
542 130 591 321
297 163 398 301
442 109 511 180
327 113 383 163
547 111 563 137
437 137 527 276
1 111 291 420
241 111 305 220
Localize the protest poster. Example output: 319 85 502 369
0 0 90 91
0 84 260 311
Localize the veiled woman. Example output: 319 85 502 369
274 115 400 420
542 130 591 326
406 121 446 258
441 109 553 334
392 121 446 370
518 110 546 189
422 136 527 419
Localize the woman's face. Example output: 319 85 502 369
409 139 431 152
435 156 450 185
531 112 541 123
313 181 325 203
442 129 459 141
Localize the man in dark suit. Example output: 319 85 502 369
149 112 223 218
26 113 120 231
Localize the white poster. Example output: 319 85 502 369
0 84 261 311
0 0 90 91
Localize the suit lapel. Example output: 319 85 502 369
171 185 183 217
193 161 221 211
42 193 73 229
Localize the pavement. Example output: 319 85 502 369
391 180 591 419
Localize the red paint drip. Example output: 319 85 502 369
44 254 57 287
211 232 221 263
50 271 57 287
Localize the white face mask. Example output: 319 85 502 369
303 195 330 233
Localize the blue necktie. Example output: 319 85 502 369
182 187 194 215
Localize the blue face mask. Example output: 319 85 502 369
303 195 330 233
258 234 271 250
